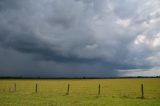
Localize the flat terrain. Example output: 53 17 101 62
0 78 160 106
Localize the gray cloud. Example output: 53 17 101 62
0 0 160 77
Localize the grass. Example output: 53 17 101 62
0 78 160 106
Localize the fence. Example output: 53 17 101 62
0 82 159 99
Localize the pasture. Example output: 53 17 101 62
0 78 160 106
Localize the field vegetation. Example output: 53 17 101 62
0 78 160 106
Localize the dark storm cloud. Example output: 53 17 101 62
0 31 97 63
0 0 160 77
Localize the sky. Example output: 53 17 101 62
0 0 160 77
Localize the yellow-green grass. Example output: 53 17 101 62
0 78 160 106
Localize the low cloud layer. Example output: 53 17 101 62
0 0 160 77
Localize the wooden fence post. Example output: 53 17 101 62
98 84 101 96
141 84 144 99
35 83 38 93
14 83 16 92
66 84 70 95
9 87 11 92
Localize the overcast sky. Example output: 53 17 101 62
0 0 160 77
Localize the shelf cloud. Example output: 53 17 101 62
0 0 160 77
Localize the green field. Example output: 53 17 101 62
0 78 160 106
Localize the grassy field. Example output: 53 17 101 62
0 78 160 106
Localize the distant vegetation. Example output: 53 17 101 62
0 76 160 79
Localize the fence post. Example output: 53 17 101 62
141 84 144 99
35 83 38 93
98 84 101 96
9 87 11 92
14 83 17 92
14 83 16 92
66 84 70 95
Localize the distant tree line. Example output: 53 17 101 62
0 76 159 79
